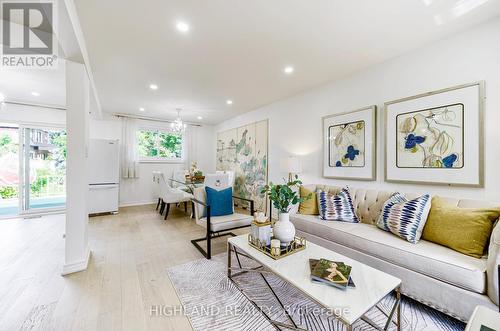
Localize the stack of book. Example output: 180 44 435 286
309 258 355 290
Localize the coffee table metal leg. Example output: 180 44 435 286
360 285 401 331
227 242 232 278
259 273 298 329
396 286 401 331
228 247 308 331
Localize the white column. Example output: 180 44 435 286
63 61 90 275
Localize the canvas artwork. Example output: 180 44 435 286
329 120 365 168
216 120 268 212
396 104 464 169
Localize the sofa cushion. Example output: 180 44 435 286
317 188 359 222
422 197 500 258
199 213 253 232
291 213 487 294
377 193 432 244
205 186 233 217
298 186 318 215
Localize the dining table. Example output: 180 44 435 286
169 178 204 218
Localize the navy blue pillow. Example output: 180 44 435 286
205 186 233 217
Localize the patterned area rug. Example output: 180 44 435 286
167 253 465 331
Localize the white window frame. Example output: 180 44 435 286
136 125 185 164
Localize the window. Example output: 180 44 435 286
137 129 183 162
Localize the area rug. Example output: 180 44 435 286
167 253 465 331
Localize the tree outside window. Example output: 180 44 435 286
137 129 183 161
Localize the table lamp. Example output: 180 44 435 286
280 156 302 182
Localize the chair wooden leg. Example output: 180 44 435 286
159 201 165 215
164 203 170 220
184 201 188 213
156 198 161 210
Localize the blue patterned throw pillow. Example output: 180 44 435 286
317 188 359 223
377 193 432 244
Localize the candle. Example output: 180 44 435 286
270 239 281 257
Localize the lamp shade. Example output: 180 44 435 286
280 156 302 173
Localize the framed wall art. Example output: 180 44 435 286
216 119 268 212
322 106 376 180
385 81 484 187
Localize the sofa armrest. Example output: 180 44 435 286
487 220 500 306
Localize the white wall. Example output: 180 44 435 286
216 18 500 202
0 103 65 127
63 61 90 275
89 114 215 206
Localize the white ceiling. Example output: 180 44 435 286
3 1 500 125
0 63 66 108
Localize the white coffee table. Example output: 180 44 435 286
465 305 500 331
227 235 402 331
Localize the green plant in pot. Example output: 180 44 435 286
261 175 311 245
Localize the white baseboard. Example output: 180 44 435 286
62 245 91 276
119 200 156 207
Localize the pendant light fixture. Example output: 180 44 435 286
171 108 187 133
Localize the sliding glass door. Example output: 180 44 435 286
21 127 66 212
0 124 20 216
0 124 66 218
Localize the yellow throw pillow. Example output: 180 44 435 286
422 197 500 258
298 186 318 215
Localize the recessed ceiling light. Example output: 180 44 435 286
176 21 190 33
31 91 40 96
149 84 158 90
226 100 233 105
284 66 294 74
139 107 145 112
197 116 203 120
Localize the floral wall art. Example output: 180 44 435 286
385 82 484 186
396 104 464 169
323 106 376 181
216 120 268 212
329 120 365 168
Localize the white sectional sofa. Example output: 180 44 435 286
290 184 500 322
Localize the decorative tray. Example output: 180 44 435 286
248 234 306 260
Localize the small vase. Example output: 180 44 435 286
273 212 295 245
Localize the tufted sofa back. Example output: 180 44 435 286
303 184 496 225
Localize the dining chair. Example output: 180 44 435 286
171 169 190 192
204 173 230 189
152 171 163 211
216 170 235 187
158 173 193 220
190 178 254 259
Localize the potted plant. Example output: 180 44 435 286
261 175 311 245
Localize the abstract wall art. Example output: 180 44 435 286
385 82 484 186
216 119 268 212
323 106 376 180
396 103 464 169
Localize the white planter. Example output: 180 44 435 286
273 212 295 245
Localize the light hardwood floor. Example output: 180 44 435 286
0 204 248 331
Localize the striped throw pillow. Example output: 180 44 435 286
317 188 359 223
377 193 432 244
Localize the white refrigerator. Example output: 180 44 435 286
88 139 120 214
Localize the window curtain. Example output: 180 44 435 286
184 125 199 170
121 117 139 178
